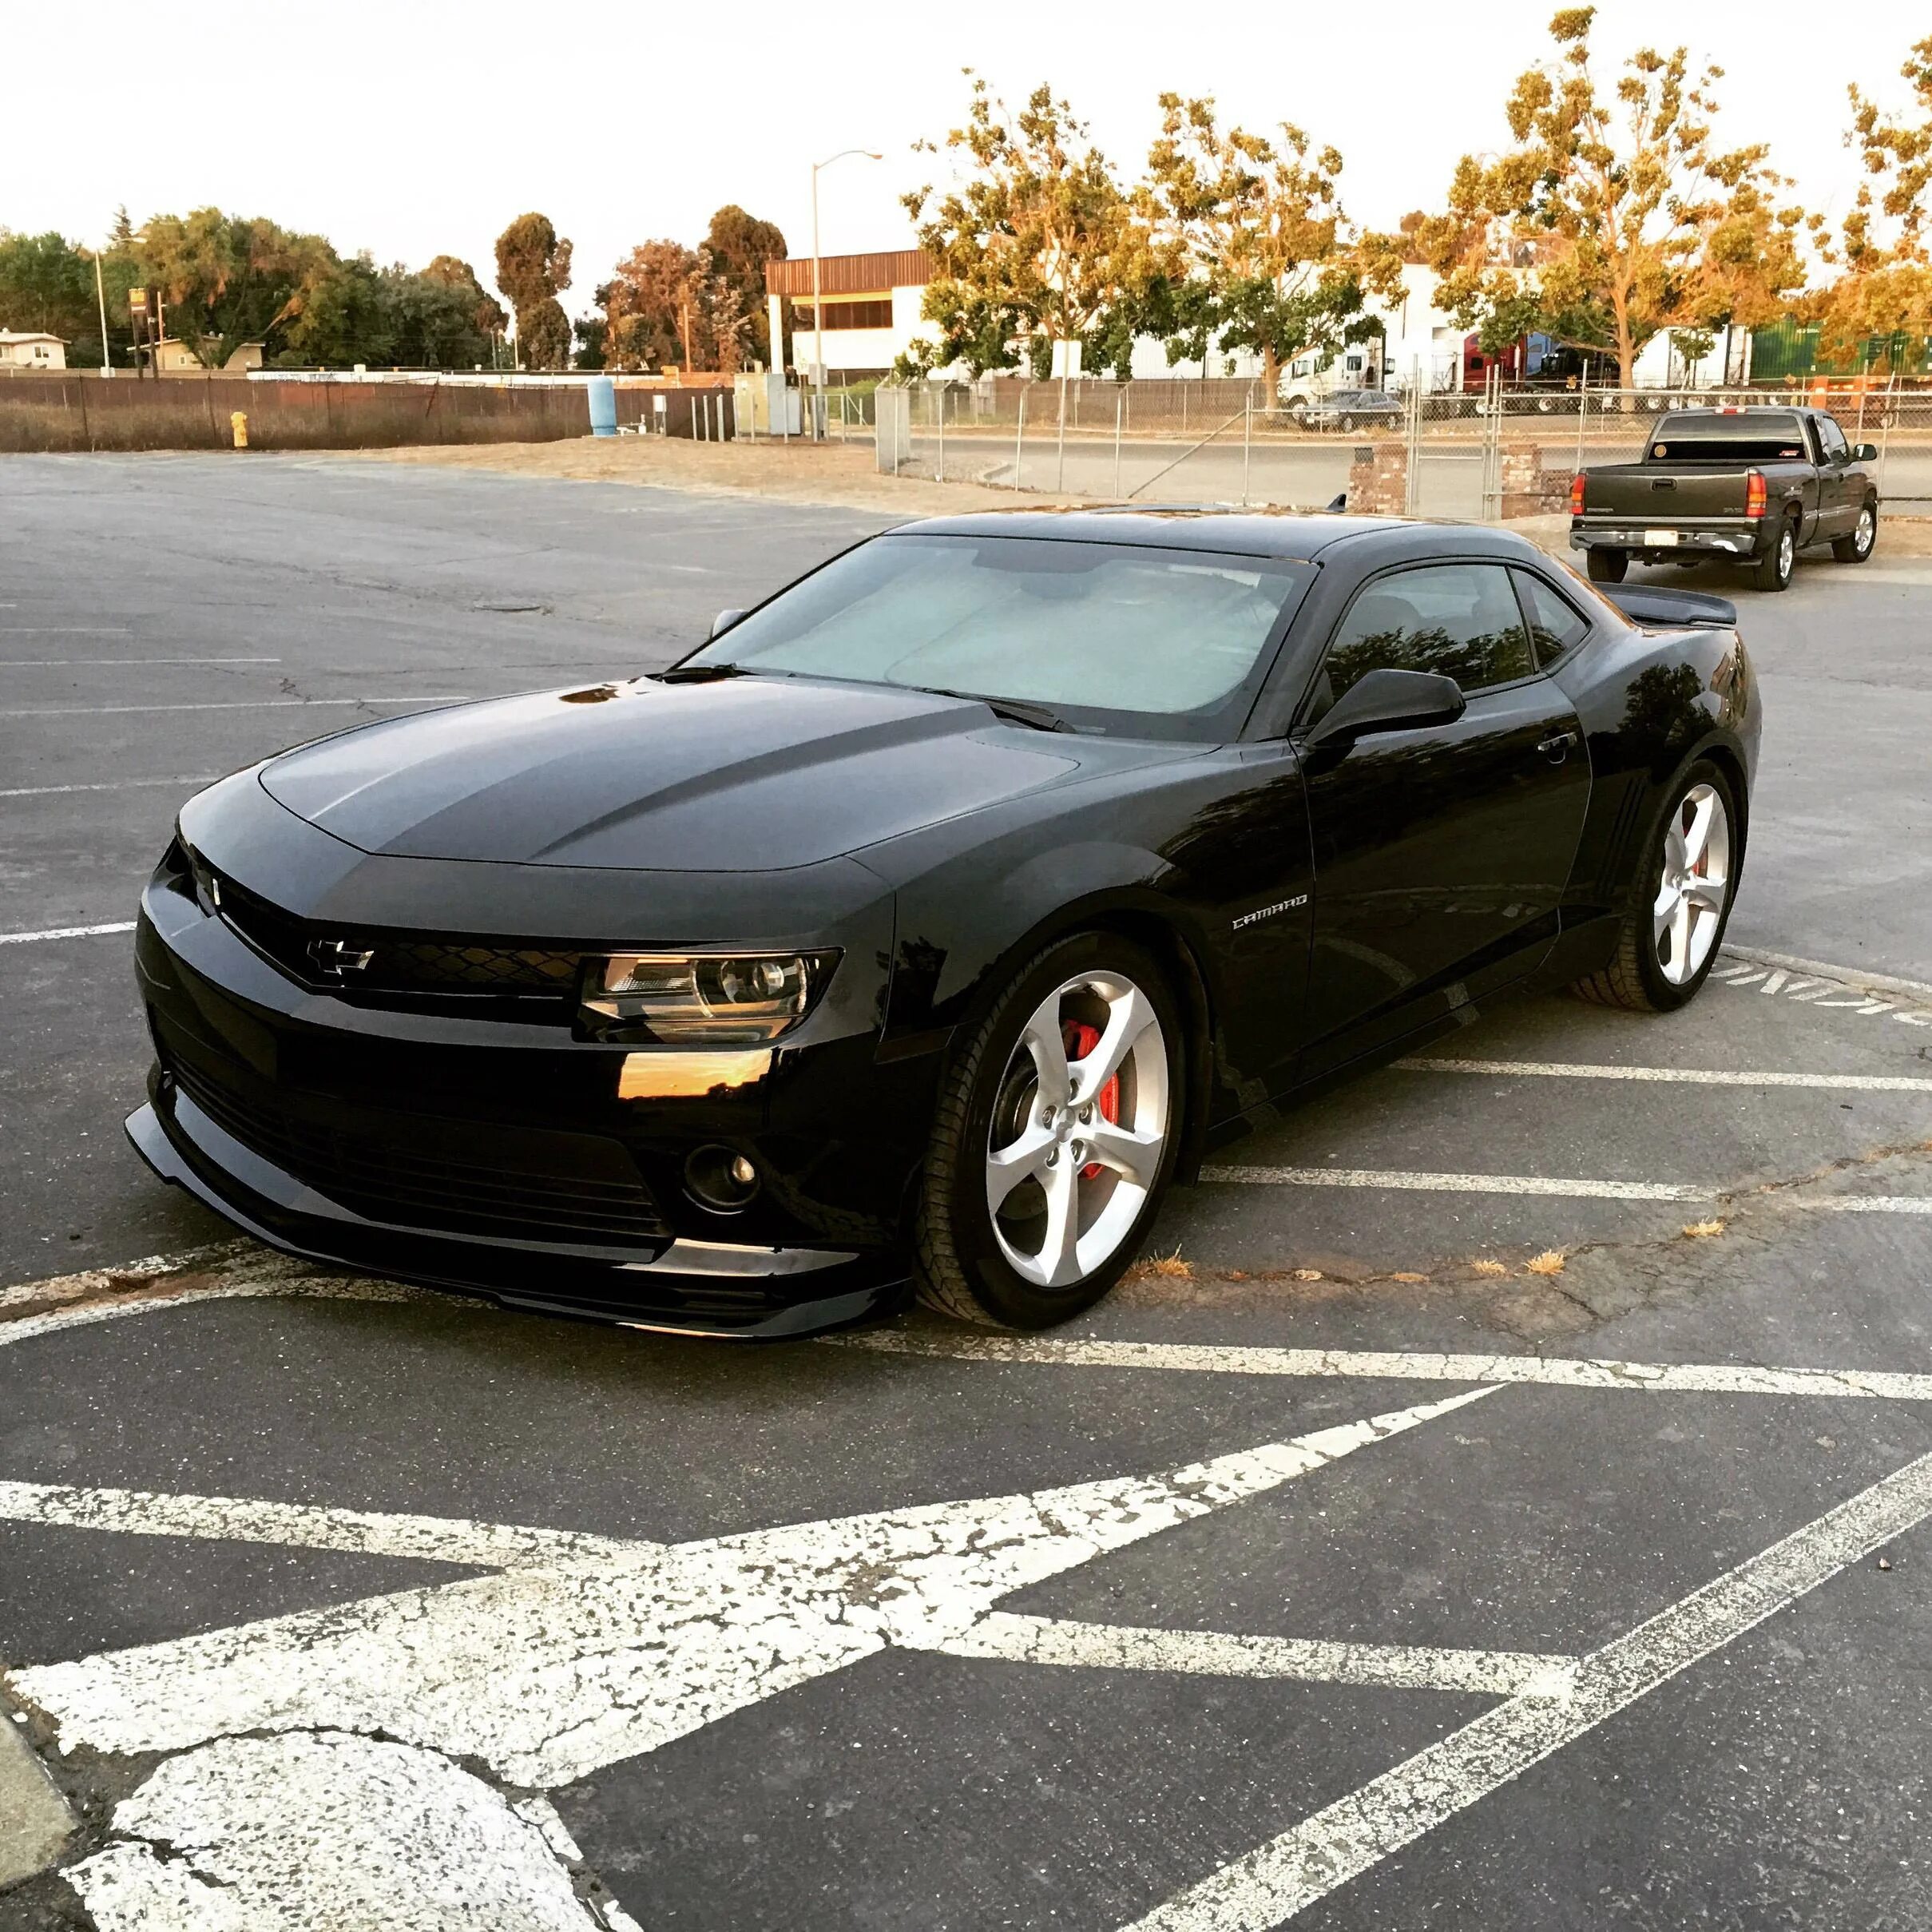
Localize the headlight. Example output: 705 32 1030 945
577 951 839 1044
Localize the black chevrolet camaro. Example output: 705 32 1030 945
131 510 1759 1335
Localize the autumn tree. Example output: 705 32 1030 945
423 256 508 341
901 75 1145 382
1811 37 1932 364
1138 93 1400 394
494 212 573 371
136 210 342 367
598 240 696 371
704 205 786 363
1415 8 1807 387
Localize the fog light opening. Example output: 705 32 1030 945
684 1145 762 1214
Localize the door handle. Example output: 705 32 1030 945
1537 730 1578 764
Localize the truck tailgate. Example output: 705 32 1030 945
1581 463 1751 522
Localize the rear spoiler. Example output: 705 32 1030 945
1600 584 1739 629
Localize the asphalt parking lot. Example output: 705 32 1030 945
3 453 1931 1931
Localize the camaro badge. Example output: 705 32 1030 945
1232 894 1307 930
309 938 375 976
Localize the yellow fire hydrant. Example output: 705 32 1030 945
230 411 248 450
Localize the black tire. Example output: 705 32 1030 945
1752 511 1796 591
1570 759 1740 1013
1831 498 1877 564
1586 547 1629 584
914 933 1184 1329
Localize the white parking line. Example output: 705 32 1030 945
1118 1446 1932 1932
932 1613 1576 1697
831 1332 1932 1402
0 776 220 799
1201 1165 1711 1202
0 696 475 718
1804 1196 1932 1216
0 919 136 946
1395 1057 1932 1093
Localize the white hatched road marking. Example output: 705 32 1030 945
0 920 136 946
1200 1165 1712 1201
1394 1057 1932 1093
1709 958 1932 1026
1720 946 1932 1003
831 1330 1932 1402
1117 1447 1932 1932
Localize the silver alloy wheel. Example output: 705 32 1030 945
1653 782 1731 986
984 971 1169 1289
1777 523 1795 581
1855 504 1874 555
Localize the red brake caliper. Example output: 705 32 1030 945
1062 1022 1121 1180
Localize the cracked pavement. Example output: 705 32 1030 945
2 455 1930 1929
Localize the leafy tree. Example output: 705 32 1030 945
704 205 786 363
272 251 392 368
597 240 696 371
573 314 607 371
1414 8 1807 386
423 255 507 342
1811 37 1932 363
139 209 337 367
901 75 1143 382
494 213 573 371
1137 93 1398 393
0 231 98 340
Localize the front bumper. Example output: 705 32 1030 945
130 817 936 1336
128 1089 906 1336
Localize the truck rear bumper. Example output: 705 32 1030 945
1570 522 1760 558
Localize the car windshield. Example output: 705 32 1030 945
687 534 1314 739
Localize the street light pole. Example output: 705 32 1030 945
93 250 112 377
809 146 882 442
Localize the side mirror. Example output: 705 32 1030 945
1303 668 1466 751
710 608 747 638
1854 442 1878 464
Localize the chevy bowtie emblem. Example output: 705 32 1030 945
309 938 375 977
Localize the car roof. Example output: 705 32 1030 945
883 506 1550 566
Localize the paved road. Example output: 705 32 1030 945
2 454 1930 1932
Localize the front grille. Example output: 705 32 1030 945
166 1043 669 1248
215 875 584 1014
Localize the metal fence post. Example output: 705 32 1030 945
1242 391 1252 506
938 387 946 483
1404 358 1423 518
1114 387 1124 498
1014 391 1026 493
1575 367 1589 476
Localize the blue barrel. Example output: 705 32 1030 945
586 376 617 438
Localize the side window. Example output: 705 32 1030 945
1320 563 1536 707
1513 569 1592 666
1815 416 1848 463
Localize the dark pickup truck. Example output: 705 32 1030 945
1569 406 1880 593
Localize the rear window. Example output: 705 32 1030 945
1647 413 1807 463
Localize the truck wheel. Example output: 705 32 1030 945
1752 512 1797 592
1831 501 1877 564
1585 548 1629 584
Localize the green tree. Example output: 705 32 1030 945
494 212 573 371
0 231 97 341
423 256 508 346
1137 93 1398 394
901 75 1144 382
704 205 787 363
1415 8 1807 387
138 208 335 367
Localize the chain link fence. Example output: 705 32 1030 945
872 375 1932 517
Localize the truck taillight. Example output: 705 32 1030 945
1569 473 1586 516
1745 470 1767 519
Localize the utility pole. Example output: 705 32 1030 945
93 252 111 376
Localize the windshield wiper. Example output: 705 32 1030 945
650 663 754 684
919 687 1068 732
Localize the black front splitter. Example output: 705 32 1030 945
125 1098 911 1340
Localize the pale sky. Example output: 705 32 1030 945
7 1 1914 312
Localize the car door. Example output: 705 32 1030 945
1294 559 1593 1080
1813 415 1855 539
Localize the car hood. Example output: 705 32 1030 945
258 675 1185 872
